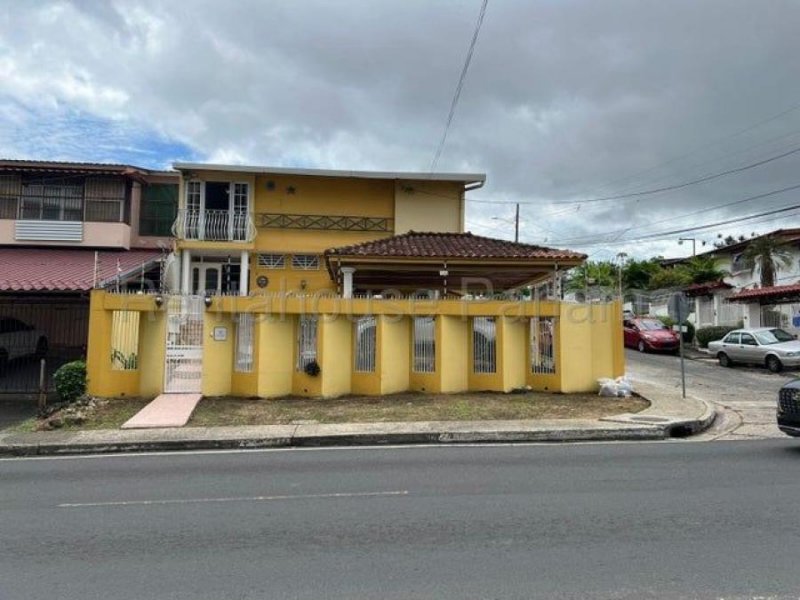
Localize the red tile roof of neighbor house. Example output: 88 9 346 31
683 280 733 296
729 282 800 302
325 232 587 261
0 248 162 292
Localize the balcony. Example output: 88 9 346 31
172 209 256 242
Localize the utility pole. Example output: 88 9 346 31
514 203 519 243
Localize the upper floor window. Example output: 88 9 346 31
20 182 83 221
731 252 746 274
180 180 251 241
0 175 129 223
139 183 178 237
84 177 127 223
292 254 320 270
0 175 21 220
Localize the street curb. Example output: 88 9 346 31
0 421 688 458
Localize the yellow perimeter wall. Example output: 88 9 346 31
87 291 625 399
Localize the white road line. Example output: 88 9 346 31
58 490 409 509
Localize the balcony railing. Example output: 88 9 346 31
172 209 256 242
258 212 393 232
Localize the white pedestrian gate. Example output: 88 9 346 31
164 296 204 393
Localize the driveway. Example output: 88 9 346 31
0 398 37 430
626 348 792 441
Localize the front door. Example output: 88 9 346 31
192 264 222 295
164 296 203 394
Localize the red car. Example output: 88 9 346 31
623 317 680 353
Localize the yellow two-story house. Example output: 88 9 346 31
168 162 486 296
88 161 623 402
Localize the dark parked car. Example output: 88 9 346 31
0 317 48 374
623 317 680 353
777 379 800 437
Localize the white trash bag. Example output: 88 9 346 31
597 378 618 397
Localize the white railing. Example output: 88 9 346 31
172 209 256 242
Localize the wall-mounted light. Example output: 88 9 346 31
300 279 307 291
286 186 296 194
204 294 213 308
154 294 164 308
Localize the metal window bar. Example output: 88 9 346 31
473 317 496 374
296 316 319 371
354 316 377 373
19 183 83 221
84 177 126 222
258 254 286 269
292 254 320 270
413 316 435 373
531 317 557 375
234 313 255 373
0 174 21 219
110 311 140 371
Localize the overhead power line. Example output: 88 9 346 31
554 182 800 245
571 202 800 248
558 96 800 201
430 0 489 172
465 144 800 206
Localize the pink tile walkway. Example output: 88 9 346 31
121 393 203 429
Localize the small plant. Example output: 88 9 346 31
303 360 321 377
53 360 87 404
111 349 138 370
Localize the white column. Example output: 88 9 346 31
181 249 192 294
341 267 356 299
239 250 249 296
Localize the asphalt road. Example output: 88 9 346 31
3 442 800 599
627 349 791 440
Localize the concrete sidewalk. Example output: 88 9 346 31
0 377 716 457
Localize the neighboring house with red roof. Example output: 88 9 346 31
0 160 178 393
664 228 800 330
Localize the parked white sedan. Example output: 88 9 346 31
708 327 800 373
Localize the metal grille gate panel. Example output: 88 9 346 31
0 297 88 396
164 296 204 393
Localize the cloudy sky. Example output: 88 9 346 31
2 0 800 260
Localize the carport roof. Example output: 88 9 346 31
0 248 162 292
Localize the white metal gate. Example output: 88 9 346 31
164 295 204 393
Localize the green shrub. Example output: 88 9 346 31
696 326 739 348
658 316 696 344
53 360 87 403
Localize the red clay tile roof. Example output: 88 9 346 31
729 282 800 302
0 159 178 179
683 280 733 296
0 248 162 292
325 231 586 261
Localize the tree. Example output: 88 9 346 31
647 267 692 290
622 258 662 291
564 261 616 292
742 235 793 287
681 255 728 284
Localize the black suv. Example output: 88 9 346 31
778 380 800 436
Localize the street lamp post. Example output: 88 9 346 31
616 252 628 299
492 203 521 242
